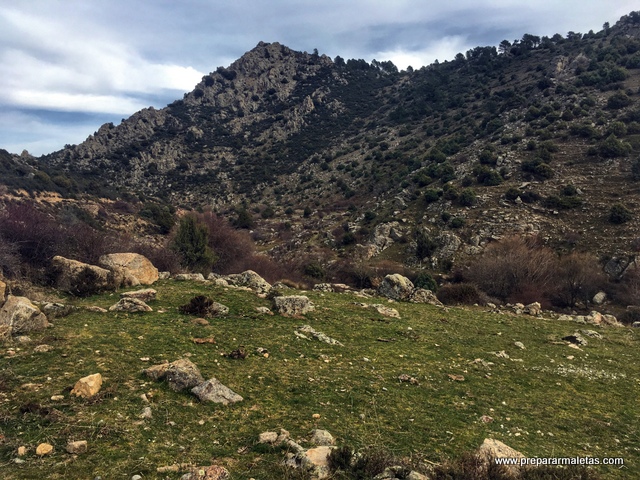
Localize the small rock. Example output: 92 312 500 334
563 333 588 346
191 318 210 326
108 298 152 313
14 335 32 344
120 288 157 302
132 476 143 480
309 429 335 446
191 377 243 404
70 373 102 398
592 291 607 305
36 443 54 456
174 273 206 282
51 395 64 401
273 295 314 316
180 464 230 480
66 440 88 454
140 407 152 419
17 446 27 456
255 306 273 315
514 341 525 350
258 431 278 444
34 344 54 353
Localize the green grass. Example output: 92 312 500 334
1 280 638 479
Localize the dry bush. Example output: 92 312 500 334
466 235 556 303
612 264 640 306
437 283 488 305
0 240 20 278
551 252 606 308
197 211 256 273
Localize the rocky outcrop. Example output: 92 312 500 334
174 273 206 282
51 256 114 293
0 295 49 335
273 295 314 315
99 253 159 286
409 288 444 306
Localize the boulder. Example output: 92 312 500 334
165 359 204 392
309 429 335 446
477 438 524 476
108 298 153 312
143 363 170 381
99 253 159 285
51 256 113 293
592 291 607 305
378 274 414 301
273 295 314 316
524 302 542 316
191 377 243 404
120 288 157 302
70 373 103 398
409 288 444 306
0 295 49 335
41 302 75 318
224 270 271 293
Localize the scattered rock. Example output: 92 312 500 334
17 446 27 456
579 329 603 339
192 317 210 326
273 295 314 316
224 270 271 294
51 395 64 401
258 431 279 444
480 415 494 423
524 302 541 316
477 438 524 476
36 443 54 456
85 306 108 313
447 374 465 382
14 335 31 343
563 333 587 346
158 271 171 280
140 407 152 419
41 302 75 318
66 440 88 454
356 303 400 318
34 344 54 353
255 306 273 315
313 283 334 292
108 298 152 313
174 273 206 282
0 295 49 335
398 374 419 384
514 341 525 350
165 359 204 392
99 253 159 285
295 325 343 346
180 465 230 480
191 377 243 405
120 288 157 302
309 429 335 446
378 274 414 301
70 373 103 398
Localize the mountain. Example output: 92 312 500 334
5 12 640 285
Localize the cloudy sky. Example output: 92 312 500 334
0 0 637 156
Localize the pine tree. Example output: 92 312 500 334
172 215 216 272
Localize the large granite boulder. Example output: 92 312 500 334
273 295 314 316
378 274 414 301
99 253 159 286
191 377 243 404
0 295 49 335
51 256 114 294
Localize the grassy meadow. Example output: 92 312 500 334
0 280 638 479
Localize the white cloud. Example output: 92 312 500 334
377 36 470 70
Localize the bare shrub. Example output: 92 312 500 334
466 235 556 303
551 252 606 308
613 264 640 306
437 283 488 305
